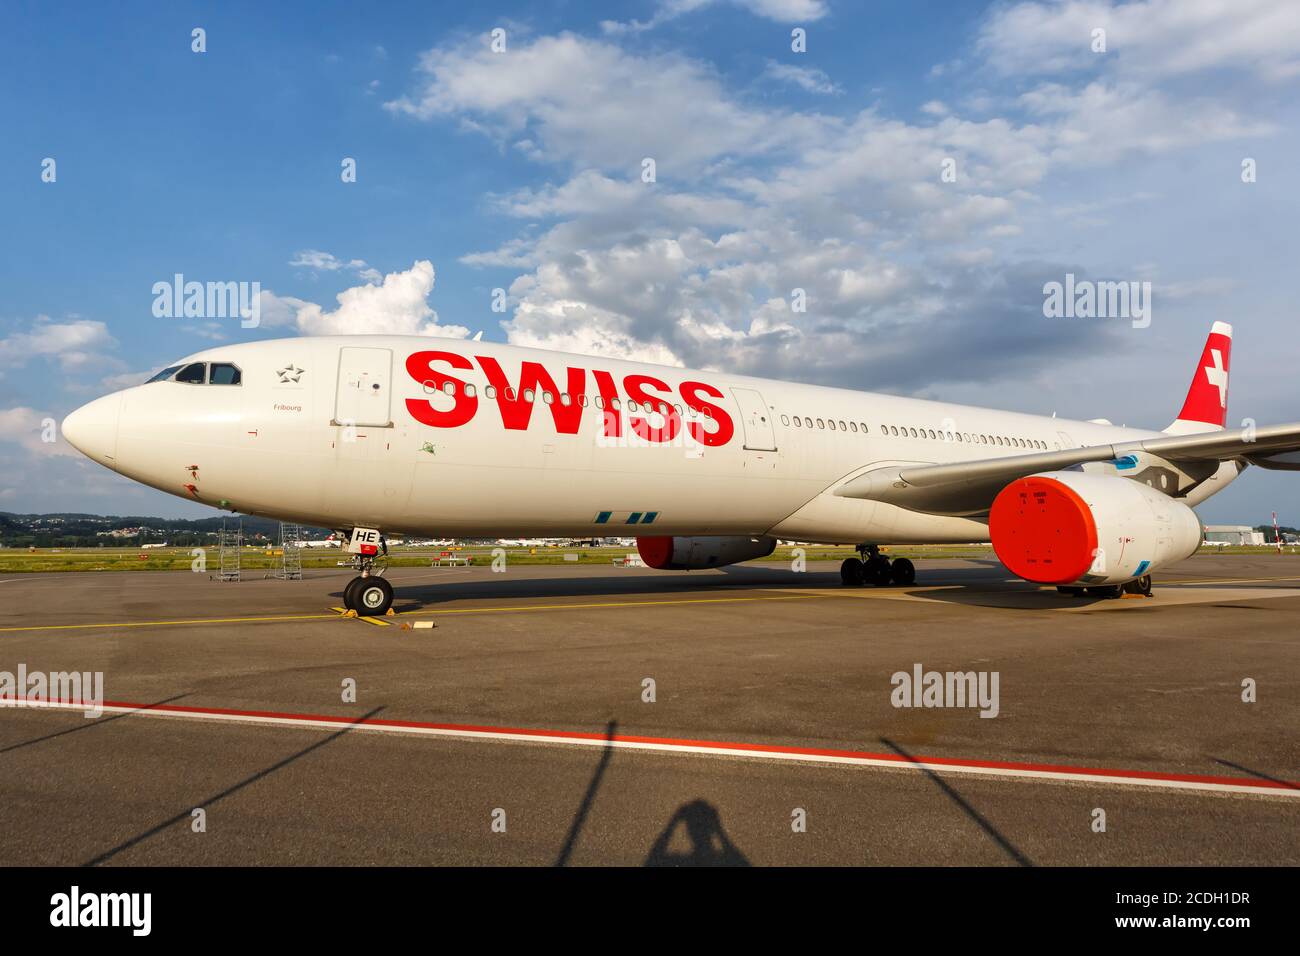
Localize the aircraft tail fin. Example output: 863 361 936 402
1164 321 1232 435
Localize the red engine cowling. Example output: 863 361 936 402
637 535 777 570
989 471 1201 586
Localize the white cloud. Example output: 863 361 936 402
0 317 116 371
290 249 383 283
390 9 1291 394
979 0 1300 81
602 0 827 34
0 406 79 458
262 261 470 338
763 60 842 95
385 33 821 171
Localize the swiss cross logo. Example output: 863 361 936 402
1204 348 1228 408
1176 331 1231 427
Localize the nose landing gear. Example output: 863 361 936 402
840 546 916 587
340 529 394 616
345 574 394 616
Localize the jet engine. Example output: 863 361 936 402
989 471 1202 586
636 535 777 570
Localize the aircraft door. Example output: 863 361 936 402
334 347 393 428
731 387 777 451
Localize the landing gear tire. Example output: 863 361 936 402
1085 584 1123 599
840 558 865 587
1123 574 1153 597
343 576 366 610
352 576 394 616
890 558 916 586
865 557 892 587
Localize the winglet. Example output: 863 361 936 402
1164 322 1231 435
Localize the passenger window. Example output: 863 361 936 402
146 365 182 384
580 395 589 407
849 422 857 433
828 420 837 431
443 381 456 396
505 387 516 401
781 415 789 425
542 391 554 405
910 428 918 438
208 363 241 385
628 400 639 413
485 385 497 399
817 419 825 429
524 389 535 403
465 384 477 398
611 398 621 410
793 417 801 427
174 362 206 384
560 393 571 406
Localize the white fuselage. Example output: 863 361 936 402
67 335 1236 544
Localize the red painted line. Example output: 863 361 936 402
67 698 1298 793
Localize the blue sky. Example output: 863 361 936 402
3 0 1299 524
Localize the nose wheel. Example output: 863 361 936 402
344 575 394 616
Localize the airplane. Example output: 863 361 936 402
61 321 1300 615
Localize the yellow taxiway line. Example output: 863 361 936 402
3 574 1298 635
0 591 831 634
0 611 343 634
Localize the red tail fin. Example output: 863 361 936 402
1166 322 1231 434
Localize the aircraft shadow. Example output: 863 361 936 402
351 563 1016 609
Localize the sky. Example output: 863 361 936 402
2 0 1298 524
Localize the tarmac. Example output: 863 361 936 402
0 553 1296 866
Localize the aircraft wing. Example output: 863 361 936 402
833 422 1300 517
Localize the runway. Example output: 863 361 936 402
1 554 1297 865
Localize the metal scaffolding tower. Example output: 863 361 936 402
217 518 242 582
268 521 303 580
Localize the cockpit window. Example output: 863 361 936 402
174 362 207 384
209 363 241 385
146 365 182 384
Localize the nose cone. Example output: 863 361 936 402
63 392 122 469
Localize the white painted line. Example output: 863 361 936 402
18 699 1299 799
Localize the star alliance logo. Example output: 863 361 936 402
276 364 304 384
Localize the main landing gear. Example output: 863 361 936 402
340 532 394 616
840 545 916 588
1056 574 1153 599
